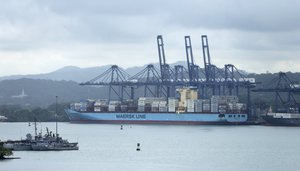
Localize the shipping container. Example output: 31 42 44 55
194 100 203 112
168 107 176 112
94 106 101 112
211 95 238 105
159 106 168 112
218 105 227 114
138 105 145 112
186 99 194 112
203 103 211 112
108 105 115 112
151 101 160 107
121 105 128 112
168 98 178 112
145 104 152 113
211 104 218 113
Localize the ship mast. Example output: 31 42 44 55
34 117 37 137
55 96 58 141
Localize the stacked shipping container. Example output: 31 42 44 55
70 94 246 114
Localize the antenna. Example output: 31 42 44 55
55 95 58 141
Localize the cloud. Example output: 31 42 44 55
0 0 300 76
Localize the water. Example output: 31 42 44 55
1 123 300 171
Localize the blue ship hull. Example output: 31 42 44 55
65 109 248 124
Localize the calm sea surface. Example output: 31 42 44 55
1 122 300 171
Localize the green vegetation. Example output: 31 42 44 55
0 142 13 159
0 103 70 122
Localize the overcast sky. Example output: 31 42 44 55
0 0 300 76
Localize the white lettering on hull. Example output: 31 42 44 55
116 114 146 119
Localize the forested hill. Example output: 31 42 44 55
0 72 299 108
0 78 107 107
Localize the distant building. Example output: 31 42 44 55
11 89 28 98
0 115 7 121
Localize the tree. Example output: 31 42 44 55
0 142 13 159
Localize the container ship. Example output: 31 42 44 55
65 88 248 124
262 107 300 126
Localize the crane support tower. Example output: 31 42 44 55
202 35 211 82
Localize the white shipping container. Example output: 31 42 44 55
211 100 219 105
159 101 167 104
138 100 145 106
168 100 178 112
227 96 238 104
236 103 246 110
138 106 145 112
227 103 234 110
108 105 115 112
139 97 165 104
159 107 167 112
211 96 219 103
94 106 101 112
109 101 121 105
194 100 203 105
139 97 146 101
159 103 167 108
168 106 176 112
94 99 108 106
168 104 176 108
195 100 203 112
187 99 194 108
187 108 194 112
152 101 160 107
195 107 202 112
74 103 81 111
203 103 210 112
211 104 218 112
168 98 178 104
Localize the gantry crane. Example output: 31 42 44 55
253 72 300 113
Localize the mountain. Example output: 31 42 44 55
0 61 188 83
0 65 111 83
0 78 108 107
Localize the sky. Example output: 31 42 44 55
0 0 300 76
